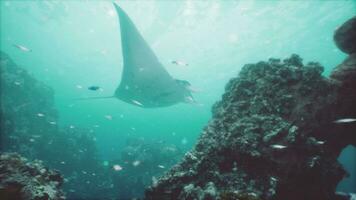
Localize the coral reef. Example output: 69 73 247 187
0 152 64 200
0 51 114 200
145 52 355 200
145 17 356 200
0 51 58 157
334 17 356 54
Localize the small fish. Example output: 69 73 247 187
49 121 56 125
113 164 123 171
270 144 287 149
157 165 165 169
14 44 31 52
88 86 101 91
132 160 140 167
333 118 356 124
171 60 188 67
132 100 143 106
37 113 45 117
316 141 325 145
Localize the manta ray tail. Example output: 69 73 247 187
73 96 115 101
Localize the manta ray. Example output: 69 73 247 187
81 3 194 108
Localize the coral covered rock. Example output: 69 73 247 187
334 17 356 54
0 51 115 199
145 54 355 200
0 153 64 200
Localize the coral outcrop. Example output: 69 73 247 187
334 17 356 54
145 17 356 200
0 51 114 200
0 153 65 200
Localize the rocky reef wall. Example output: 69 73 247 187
0 153 64 200
145 17 356 200
0 51 113 200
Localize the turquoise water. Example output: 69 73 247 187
1 0 355 198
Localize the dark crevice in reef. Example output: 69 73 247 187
145 17 356 200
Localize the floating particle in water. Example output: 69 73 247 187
333 118 356 123
131 127 136 131
157 165 165 169
100 49 107 55
139 67 144 72
113 164 123 171
105 115 113 120
107 9 115 17
76 85 83 89
172 132 176 136
93 124 100 128
29 138 35 142
103 161 109 166
69 189 75 193
49 121 56 125
69 125 75 129
181 138 188 145
93 137 97 141
132 160 141 167
60 161 66 165
270 144 287 149
228 33 238 44
14 81 21 85
37 113 45 117
32 135 41 138
82 171 87 174
120 114 124 118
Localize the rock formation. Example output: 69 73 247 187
0 153 65 200
145 17 356 200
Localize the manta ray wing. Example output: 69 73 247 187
112 3 191 107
